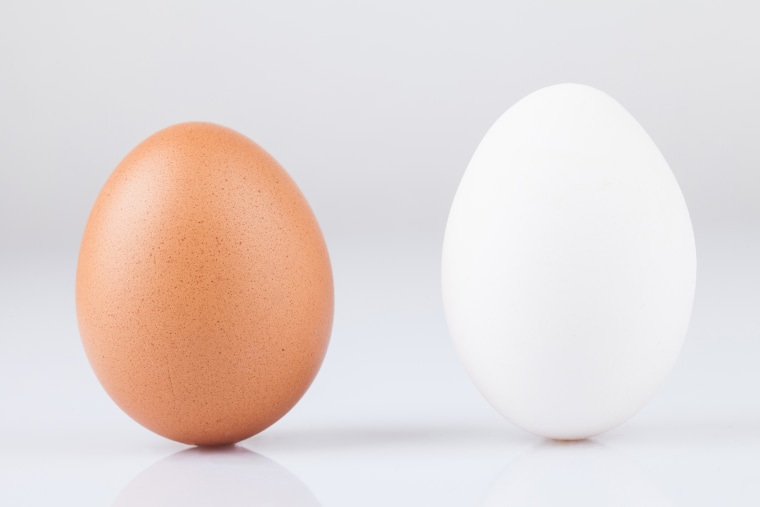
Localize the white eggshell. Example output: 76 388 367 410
442 83 696 440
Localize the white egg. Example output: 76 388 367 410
442 83 696 440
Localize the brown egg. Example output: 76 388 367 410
76 122 333 446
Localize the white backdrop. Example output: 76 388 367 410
2 1 759 505
2 1 759 252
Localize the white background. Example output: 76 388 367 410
1 1 759 505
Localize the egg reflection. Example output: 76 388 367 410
114 446 320 507
483 440 670 506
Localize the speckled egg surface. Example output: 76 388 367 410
76 122 333 446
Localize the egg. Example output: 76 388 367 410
442 84 696 440
76 122 333 446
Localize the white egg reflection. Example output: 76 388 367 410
483 440 670 506
113 446 320 507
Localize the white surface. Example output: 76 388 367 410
442 84 697 439
1 229 759 505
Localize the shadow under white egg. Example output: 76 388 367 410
482 440 670 506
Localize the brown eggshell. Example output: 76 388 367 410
76 122 333 446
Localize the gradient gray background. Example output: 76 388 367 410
2 1 759 251
2 1 759 505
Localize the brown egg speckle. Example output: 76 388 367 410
76 122 333 445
